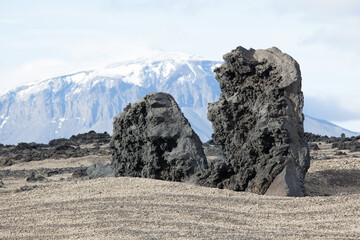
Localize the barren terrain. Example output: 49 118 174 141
1 141 360 239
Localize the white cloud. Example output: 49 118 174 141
338 96 360 116
333 120 360 133
101 0 218 14
304 95 360 120
0 59 81 94
269 0 360 18
61 37 154 63
0 37 158 94
0 18 21 24
304 93 360 133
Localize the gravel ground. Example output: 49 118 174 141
0 143 359 239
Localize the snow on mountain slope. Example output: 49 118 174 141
304 115 359 138
0 54 222 144
0 53 358 145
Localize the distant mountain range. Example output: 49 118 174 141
0 53 358 144
304 115 359 138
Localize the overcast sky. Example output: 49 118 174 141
1 0 360 131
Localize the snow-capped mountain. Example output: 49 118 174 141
0 53 222 144
304 115 359 138
0 52 358 144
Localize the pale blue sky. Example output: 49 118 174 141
1 0 360 131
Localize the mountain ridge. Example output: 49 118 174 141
0 53 221 144
304 114 359 138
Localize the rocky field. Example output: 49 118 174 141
0 132 360 239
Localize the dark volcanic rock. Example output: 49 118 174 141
0 158 13 167
48 138 71 147
47 170 61 177
72 167 88 178
199 46 310 196
26 172 45 182
110 92 208 182
70 131 111 145
308 143 320 151
304 132 360 143
304 133 334 143
16 185 37 192
332 139 360 152
0 131 111 164
334 151 347 156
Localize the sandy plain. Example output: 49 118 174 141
1 142 359 239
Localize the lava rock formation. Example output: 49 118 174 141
110 92 208 182
199 46 310 196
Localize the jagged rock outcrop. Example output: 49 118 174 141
110 92 208 182
199 46 310 196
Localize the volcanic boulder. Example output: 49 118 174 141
110 92 208 182
201 46 310 196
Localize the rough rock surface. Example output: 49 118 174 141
199 46 310 196
331 138 360 152
110 92 208 182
